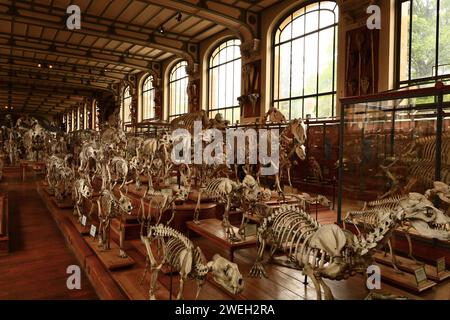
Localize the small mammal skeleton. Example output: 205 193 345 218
140 224 244 300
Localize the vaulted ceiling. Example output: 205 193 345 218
0 0 278 117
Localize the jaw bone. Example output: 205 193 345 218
409 220 450 241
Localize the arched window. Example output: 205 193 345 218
398 0 450 87
142 75 155 121
169 60 188 120
121 86 132 127
273 1 338 119
208 38 241 124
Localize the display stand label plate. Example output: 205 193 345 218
81 215 87 226
436 257 446 274
90 225 97 238
414 266 427 286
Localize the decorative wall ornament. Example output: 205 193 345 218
240 39 260 62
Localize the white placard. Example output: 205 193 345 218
436 257 446 274
89 225 97 238
81 215 87 226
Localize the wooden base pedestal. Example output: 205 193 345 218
52 197 74 209
374 252 450 282
375 263 437 293
0 193 9 256
187 219 256 262
85 237 135 271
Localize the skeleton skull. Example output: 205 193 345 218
118 191 133 214
241 175 261 202
399 193 450 240
207 254 244 295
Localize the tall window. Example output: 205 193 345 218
169 60 188 120
93 99 99 131
273 1 338 119
121 86 131 126
398 0 450 87
209 38 241 124
142 75 155 121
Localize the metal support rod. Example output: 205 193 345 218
436 92 444 182
337 103 345 224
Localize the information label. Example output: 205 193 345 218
414 266 427 286
90 225 97 238
436 257 446 274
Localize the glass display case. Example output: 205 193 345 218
337 83 450 221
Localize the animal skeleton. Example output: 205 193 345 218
72 176 94 222
250 205 404 300
140 224 244 300
108 156 129 190
380 135 450 198
257 118 307 194
194 175 261 241
96 189 133 258
344 193 450 270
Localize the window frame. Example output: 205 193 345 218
168 60 189 120
142 75 155 121
395 0 450 88
271 0 338 120
207 38 242 124
122 85 132 127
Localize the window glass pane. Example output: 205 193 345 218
318 94 333 118
411 0 437 79
439 0 450 75
318 28 334 93
305 10 319 33
291 99 302 119
319 8 336 29
292 15 305 38
279 100 290 118
169 61 188 118
304 97 316 118
304 33 318 96
291 38 304 97
208 39 242 122
279 42 291 99
279 19 292 43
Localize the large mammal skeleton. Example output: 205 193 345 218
96 189 133 258
250 205 404 300
140 224 244 300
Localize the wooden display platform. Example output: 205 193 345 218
52 197 74 209
0 193 9 256
374 252 450 282
85 236 135 271
187 219 256 262
67 213 91 235
376 263 437 293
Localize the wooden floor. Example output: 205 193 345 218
0 171 98 300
